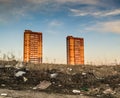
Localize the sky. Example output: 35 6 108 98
0 0 120 65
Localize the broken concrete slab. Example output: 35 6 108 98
34 80 51 90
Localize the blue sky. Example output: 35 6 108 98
0 0 120 65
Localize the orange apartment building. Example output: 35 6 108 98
24 30 42 64
67 36 84 65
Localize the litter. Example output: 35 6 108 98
23 77 28 82
1 93 7 96
15 71 26 77
103 88 115 94
67 68 72 71
72 90 81 94
1 84 5 87
82 72 86 75
50 73 58 78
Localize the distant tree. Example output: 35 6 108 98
6 52 16 61
3 53 7 60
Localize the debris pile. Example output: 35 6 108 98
0 63 120 98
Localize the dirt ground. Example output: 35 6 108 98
0 89 93 98
0 63 120 98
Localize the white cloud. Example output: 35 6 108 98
49 20 63 27
85 20 120 34
55 0 99 5
70 8 120 17
103 9 120 16
26 0 48 4
26 0 100 5
70 9 88 16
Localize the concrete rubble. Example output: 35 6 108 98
33 80 51 90
0 63 120 97
15 71 26 77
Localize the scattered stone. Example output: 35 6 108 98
1 64 120 97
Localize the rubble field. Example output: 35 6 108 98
0 63 120 98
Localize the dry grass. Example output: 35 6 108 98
26 63 120 77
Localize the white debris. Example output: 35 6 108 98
72 90 81 94
1 93 7 96
103 88 116 94
15 71 26 77
33 87 37 90
58 84 62 87
5 65 12 68
50 73 58 78
1 84 5 87
35 80 51 90
15 62 24 69
96 95 101 97
67 68 72 71
23 77 28 82
80 94 83 96
82 72 86 75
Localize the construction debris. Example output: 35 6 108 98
0 93 7 96
50 73 58 78
103 88 116 94
15 71 26 77
0 64 120 98
72 90 81 94
34 80 51 90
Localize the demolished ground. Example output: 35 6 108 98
0 61 120 98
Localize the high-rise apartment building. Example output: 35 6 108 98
67 36 84 65
24 30 42 64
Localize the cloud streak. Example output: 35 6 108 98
26 0 100 5
49 20 63 27
70 8 120 17
54 0 100 5
85 20 120 34
0 0 120 24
